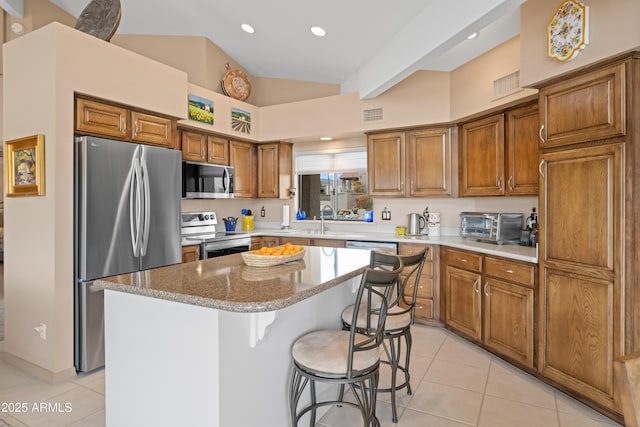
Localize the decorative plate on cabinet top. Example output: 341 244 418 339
221 63 252 101
74 0 122 42
548 0 589 62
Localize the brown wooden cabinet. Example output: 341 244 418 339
76 97 129 140
368 128 454 197
181 245 200 263
75 96 176 149
483 256 535 369
367 132 405 196
460 114 505 196
260 236 280 247
406 127 453 197
207 136 230 165
181 130 207 162
505 104 539 195
444 248 536 369
230 140 257 198
130 111 174 148
251 237 262 250
311 239 346 248
181 130 229 165
399 243 439 325
538 142 623 411
444 249 483 341
257 142 293 199
460 102 539 197
539 62 625 149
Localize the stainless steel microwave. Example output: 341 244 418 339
182 162 234 199
459 212 523 244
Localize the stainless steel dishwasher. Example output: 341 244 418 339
345 240 398 255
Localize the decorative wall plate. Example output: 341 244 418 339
74 0 122 42
221 63 251 101
548 0 589 62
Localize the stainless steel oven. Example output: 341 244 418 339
181 211 251 259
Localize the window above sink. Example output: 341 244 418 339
295 147 372 222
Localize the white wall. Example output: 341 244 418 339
3 23 188 377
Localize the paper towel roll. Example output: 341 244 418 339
282 205 290 227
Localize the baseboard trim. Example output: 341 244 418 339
2 351 77 383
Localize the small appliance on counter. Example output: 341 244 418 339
459 212 523 245
407 213 426 235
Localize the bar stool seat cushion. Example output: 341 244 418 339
342 304 411 332
292 330 379 376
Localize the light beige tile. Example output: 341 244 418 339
555 391 622 425
11 387 104 427
424 358 489 393
558 411 622 427
0 412 29 427
435 335 492 370
316 402 376 427
409 325 448 359
376 353 432 405
478 395 559 427
68 409 106 427
485 359 555 409
394 408 473 427
71 369 104 387
0 379 79 406
78 376 105 396
406 381 483 425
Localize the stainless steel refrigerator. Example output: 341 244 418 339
74 136 182 372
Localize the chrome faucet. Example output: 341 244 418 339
320 205 334 235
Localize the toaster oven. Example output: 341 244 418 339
459 212 524 244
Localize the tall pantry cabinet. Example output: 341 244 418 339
536 53 640 419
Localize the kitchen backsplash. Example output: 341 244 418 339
182 196 538 234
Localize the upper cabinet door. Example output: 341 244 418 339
367 132 405 197
131 111 175 149
406 127 452 197
257 143 279 198
76 97 129 140
207 136 230 165
181 130 207 162
505 104 539 196
539 62 625 149
230 141 257 198
460 114 505 197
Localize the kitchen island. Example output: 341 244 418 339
95 246 371 427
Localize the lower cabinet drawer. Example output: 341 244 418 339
405 276 433 299
484 256 535 287
446 249 482 272
413 297 434 321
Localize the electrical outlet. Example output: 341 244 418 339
34 323 46 340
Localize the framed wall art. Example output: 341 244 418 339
188 94 214 125
6 134 45 197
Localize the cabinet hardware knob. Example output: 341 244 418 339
497 177 504 191
539 124 545 144
538 159 545 178
505 269 514 274
119 116 126 132
473 279 480 293
458 258 467 263
508 176 514 190
484 282 490 296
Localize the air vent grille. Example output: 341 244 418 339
493 71 520 99
363 108 383 122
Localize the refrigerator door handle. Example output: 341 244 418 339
130 151 144 257
140 148 151 257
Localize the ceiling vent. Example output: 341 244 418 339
363 107 383 123
493 71 522 100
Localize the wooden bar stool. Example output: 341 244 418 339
341 248 428 422
289 265 403 427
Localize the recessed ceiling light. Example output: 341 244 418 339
310 26 326 37
467 32 479 40
241 24 255 34
320 136 333 141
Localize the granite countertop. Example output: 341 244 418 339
246 229 538 263
94 246 372 312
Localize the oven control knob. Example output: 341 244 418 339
204 214 210 220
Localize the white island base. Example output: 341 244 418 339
103 276 360 427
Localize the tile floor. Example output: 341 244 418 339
0 325 622 427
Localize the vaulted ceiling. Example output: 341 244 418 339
7 0 526 99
